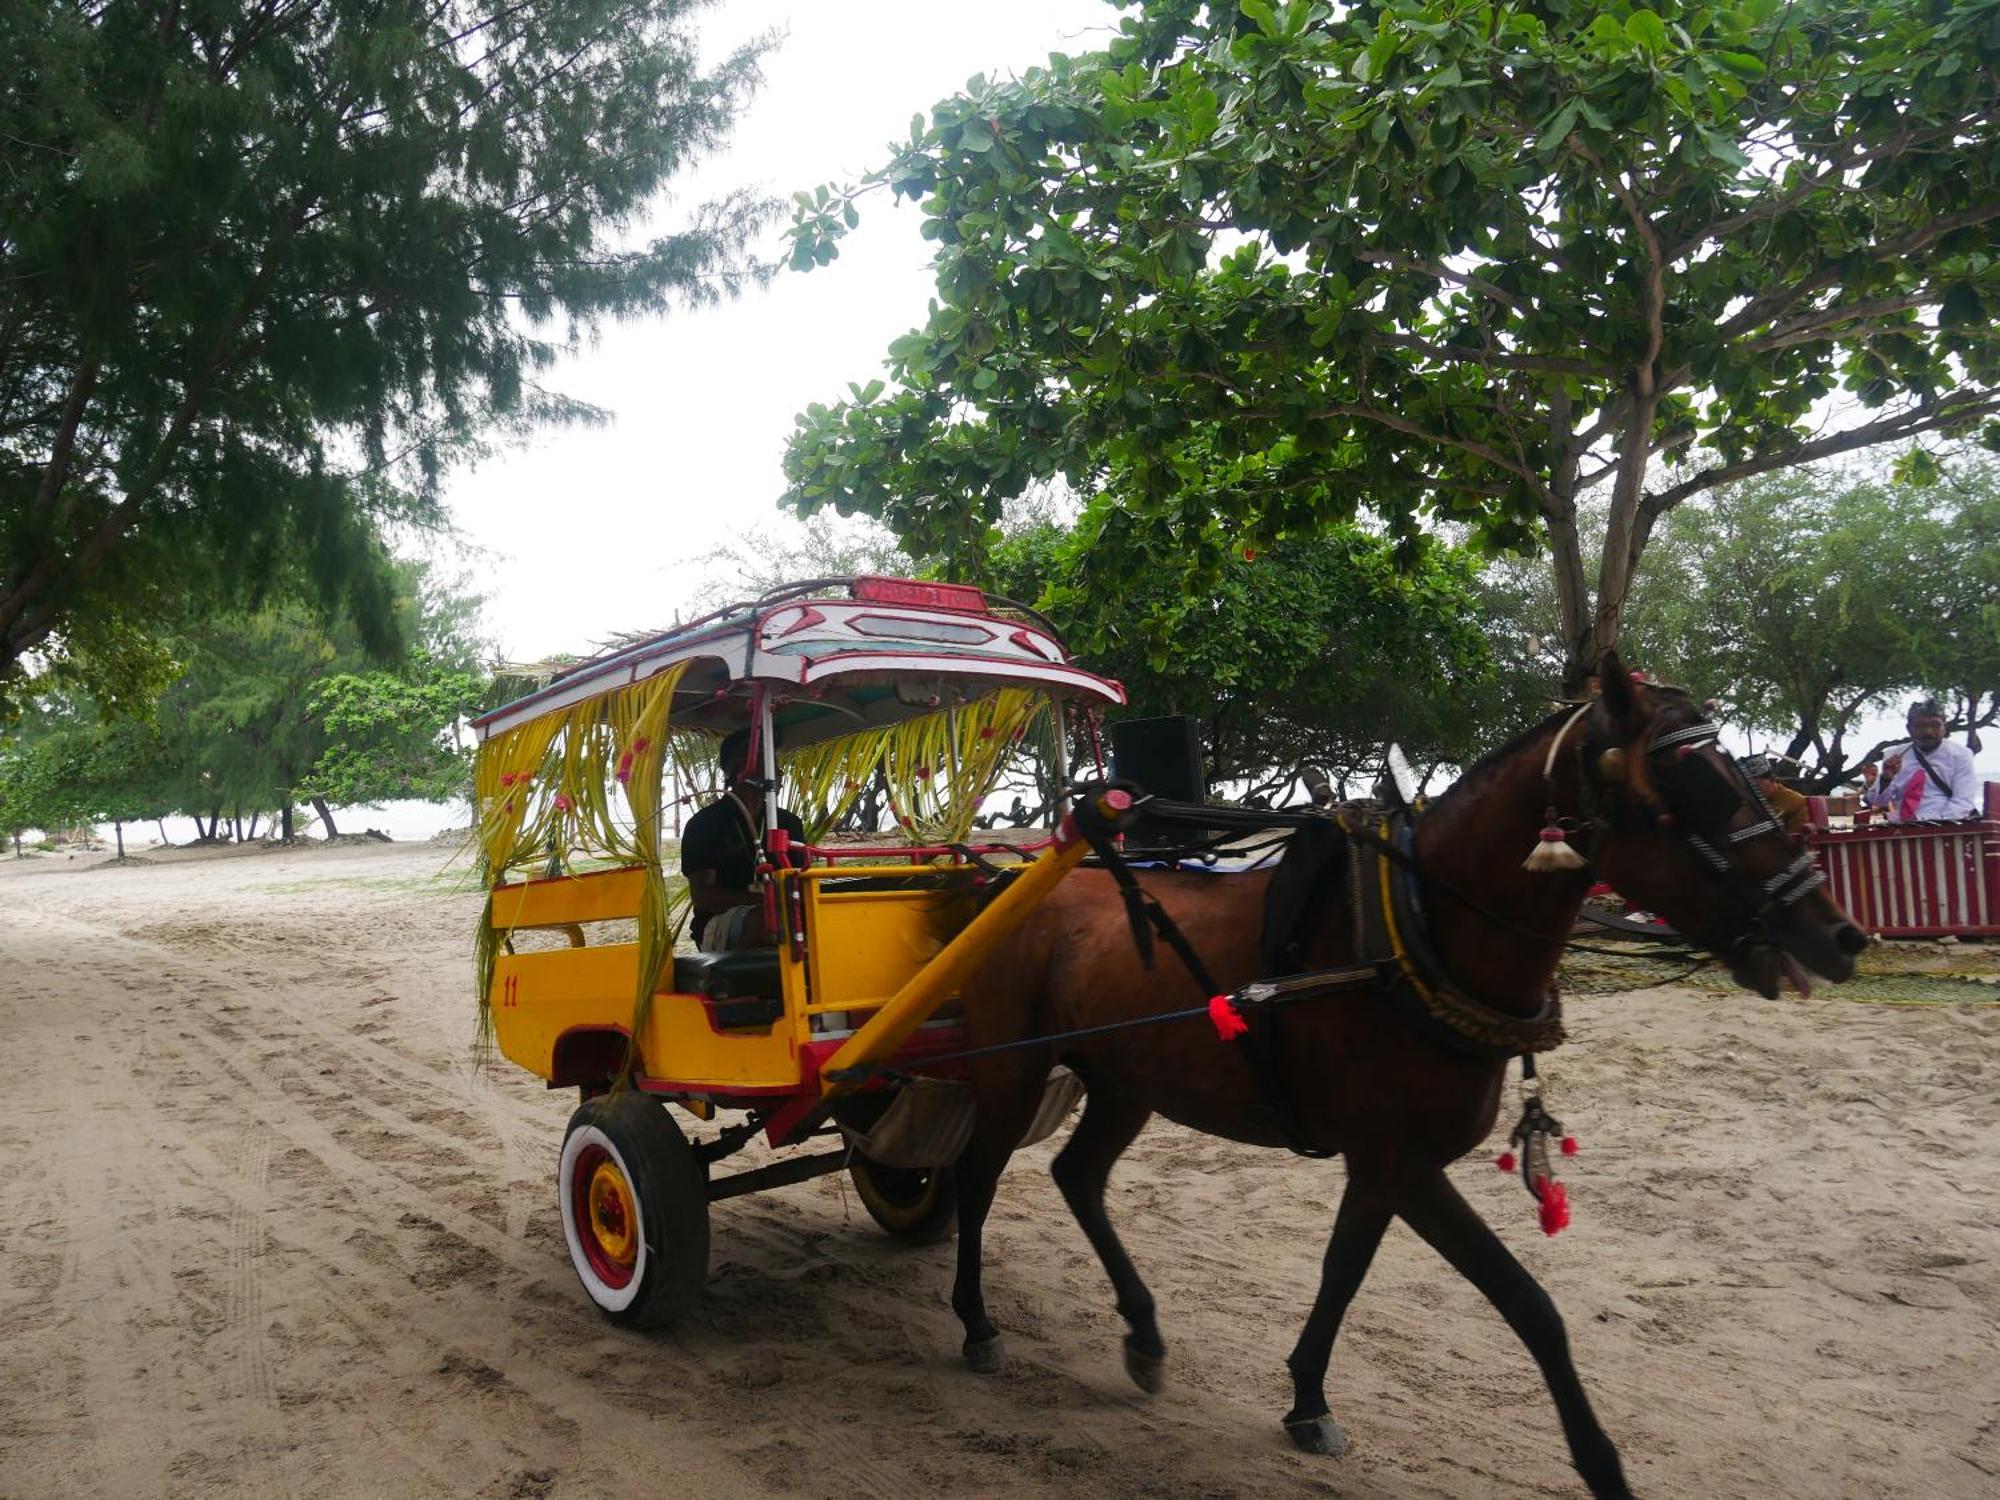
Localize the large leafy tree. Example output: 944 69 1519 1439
0 696 176 853
153 565 488 838
1 0 769 704
1622 463 2000 780
994 519 1510 798
783 0 2000 682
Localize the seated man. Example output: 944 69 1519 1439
680 728 805 951
1860 698 1979 823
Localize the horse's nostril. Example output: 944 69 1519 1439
1834 923 1869 956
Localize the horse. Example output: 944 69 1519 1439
949 659 1867 1500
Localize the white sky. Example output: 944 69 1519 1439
438 1 1120 665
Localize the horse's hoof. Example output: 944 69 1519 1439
1122 1337 1167 1394
963 1336 1005 1375
1284 1415 1350 1456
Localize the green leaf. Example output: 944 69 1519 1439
1625 10 1669 55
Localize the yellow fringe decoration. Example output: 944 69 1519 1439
783 688 1049 845
472 664 691 1066
472 676 1047 1065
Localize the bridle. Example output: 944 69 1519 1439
1548 695 1826 962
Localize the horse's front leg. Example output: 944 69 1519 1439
1048 1078 1163 1390
1399 1171 1633 1500
1281 1174 1394 1454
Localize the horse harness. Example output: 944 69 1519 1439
1551 706 1826 968
1078 700 1826 1159
1073 799 1565 1159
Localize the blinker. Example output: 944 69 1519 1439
1661 750 1737 835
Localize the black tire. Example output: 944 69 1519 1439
849 1154 958 1245
558 1090 709 1329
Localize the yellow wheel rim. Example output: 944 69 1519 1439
587 1160 638 1267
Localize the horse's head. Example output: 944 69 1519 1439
1568 655 1867 998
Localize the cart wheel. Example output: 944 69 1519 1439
849 1154 958 1244
558 1090 708 1329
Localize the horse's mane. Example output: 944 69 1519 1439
1431 681 1707 814
1430 702 1580 811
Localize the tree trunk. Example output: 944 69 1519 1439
156 818 170 846
231 808 242 844
12 831 20 858
280 804 294 842
113 821 124 858
245 812 261 841
1543 502 1596 691
312 796 339 839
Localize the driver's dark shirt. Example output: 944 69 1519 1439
679 796 805 897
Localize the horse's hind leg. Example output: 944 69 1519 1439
951 1062 1044 1374
949 1126 1015 1373
1281 1175 1394 1455
1048 1079 1163 1391
1399 1171 1632 1500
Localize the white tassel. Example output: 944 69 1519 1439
1524 810 1587 872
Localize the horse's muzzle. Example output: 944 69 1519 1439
1733 899 1867 998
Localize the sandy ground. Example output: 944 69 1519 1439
1 840 1997 1500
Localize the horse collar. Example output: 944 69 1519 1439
1361 812 1566 1060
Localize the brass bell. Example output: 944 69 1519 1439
1597 747 1628 783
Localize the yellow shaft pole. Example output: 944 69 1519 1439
818 835 1092 1097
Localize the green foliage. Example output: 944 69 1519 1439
154 564 490 824
1 0 771 694
783 0 2000 679
988 511 1507 794
0 695 175 842
303 667 485 807
1621 460 2000 782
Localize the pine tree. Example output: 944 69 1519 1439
0 0 770 706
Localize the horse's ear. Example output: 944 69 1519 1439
1598 649 1639 725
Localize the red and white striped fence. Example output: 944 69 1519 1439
1805 783 2000 939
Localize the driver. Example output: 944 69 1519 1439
1860 698 1978 823
680 728 805 950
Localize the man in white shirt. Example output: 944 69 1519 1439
1860 699 1980 822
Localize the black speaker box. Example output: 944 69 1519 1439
1109 715 1206 847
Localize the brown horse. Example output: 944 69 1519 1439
950 660 1866 1500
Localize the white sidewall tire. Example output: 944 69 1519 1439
559 1123 647 1313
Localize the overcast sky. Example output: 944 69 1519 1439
437 1 1119 665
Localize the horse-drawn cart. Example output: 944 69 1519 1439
470 577 1126 1326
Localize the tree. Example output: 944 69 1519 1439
301 667 486 811
1 0 771 704
0 713 64 854
782 0 2000 683
151 564 488 838
0 695 174 854
1621 461 2000 782
992 515 1506 798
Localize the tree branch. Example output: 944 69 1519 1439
1352 251 1529 315
1360 332 1608 378
1746 293 1931 353
1718 201 2000 340
1648 390 2000 511
1670 120 1976 257
1310 401 1549 498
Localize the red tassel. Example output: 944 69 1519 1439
1496 1152 1517 1173
1208 994 1249 1041
1561 1135 1579 1157
1534 1177 1571 1236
